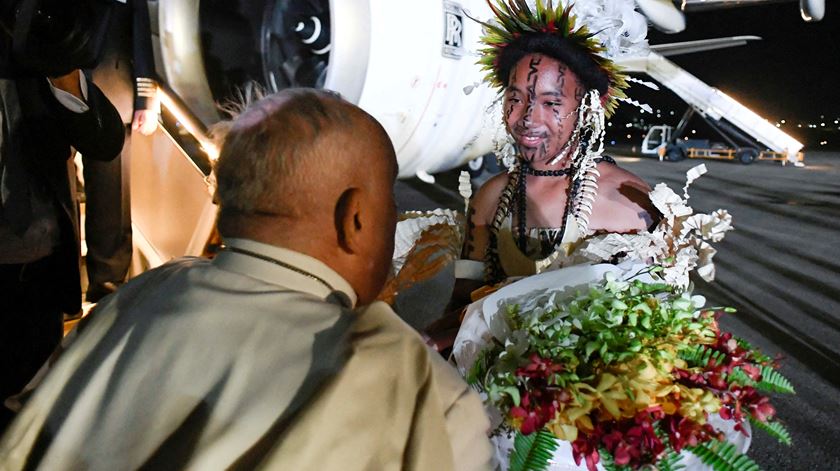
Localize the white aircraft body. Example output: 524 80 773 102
155 0 824 178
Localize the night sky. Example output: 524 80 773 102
609 2 840 149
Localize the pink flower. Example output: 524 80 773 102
509 354 570 435
572 437 601 471
516 353 565 378
509 390 557 435
740 363 761 381
660 414 721 452
720 385 775 436
576 409 669 469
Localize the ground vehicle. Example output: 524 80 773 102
620 51 804 166
642 123 805 165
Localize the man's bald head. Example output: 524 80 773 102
213 88 398 304
215 88 392 228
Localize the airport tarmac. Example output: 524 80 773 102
395 151 840 470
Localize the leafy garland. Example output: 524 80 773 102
477 0 630 116
468 273 794 470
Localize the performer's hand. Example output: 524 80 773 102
48 70 84 100
132 109 159 136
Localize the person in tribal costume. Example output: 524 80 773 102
462 0 659 282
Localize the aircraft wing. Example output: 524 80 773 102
682 0 824 22
650 35 762 56
636 0 825 34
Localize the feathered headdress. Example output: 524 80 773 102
477 0 648 116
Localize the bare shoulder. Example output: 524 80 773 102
596 161 651 193
589 161 658 232
471 172 510 224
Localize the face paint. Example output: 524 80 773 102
504 67 519 123
503 54 585 164
522 56 541 135
556 63 567 98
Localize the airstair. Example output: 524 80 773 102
617 50 804 164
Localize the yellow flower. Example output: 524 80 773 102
661 397 680 415
547 419 580 442
676 385 721 422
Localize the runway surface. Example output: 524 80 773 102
395 151 840 470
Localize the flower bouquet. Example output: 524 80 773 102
452 166 794 470
461 271 793 470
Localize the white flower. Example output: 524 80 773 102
681 210 733 243
661 246 698 289
650 183 693 221
575 231 669 268
563 165 731 289
694 240 718 282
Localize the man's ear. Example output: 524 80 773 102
335 188 362 254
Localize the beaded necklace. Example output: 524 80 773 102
484 159 579 283
515 160 576 252
483 155 616 283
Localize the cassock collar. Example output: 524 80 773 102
214 238 358 308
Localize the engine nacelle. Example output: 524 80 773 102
800 0 825 21
634 0 686 34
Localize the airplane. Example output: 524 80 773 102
154 0 825 178
122 0 825 266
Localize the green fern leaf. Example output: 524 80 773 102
600 445 684 471
509 430 559 471
707 349 727 367
657 448 686 471
686 439 760 471
599 458 619 471
750 418 792 445
728 366 795 395
727 368 754 387
735 338 773 364
734 337 755 352
597 448 619 471
756 365 795 394
678 345 702 364
598 447 639 471
680 345 726 368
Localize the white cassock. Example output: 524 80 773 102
0 238 493 471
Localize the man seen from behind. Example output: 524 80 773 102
0 88 492 470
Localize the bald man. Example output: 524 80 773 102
0 89 492 470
